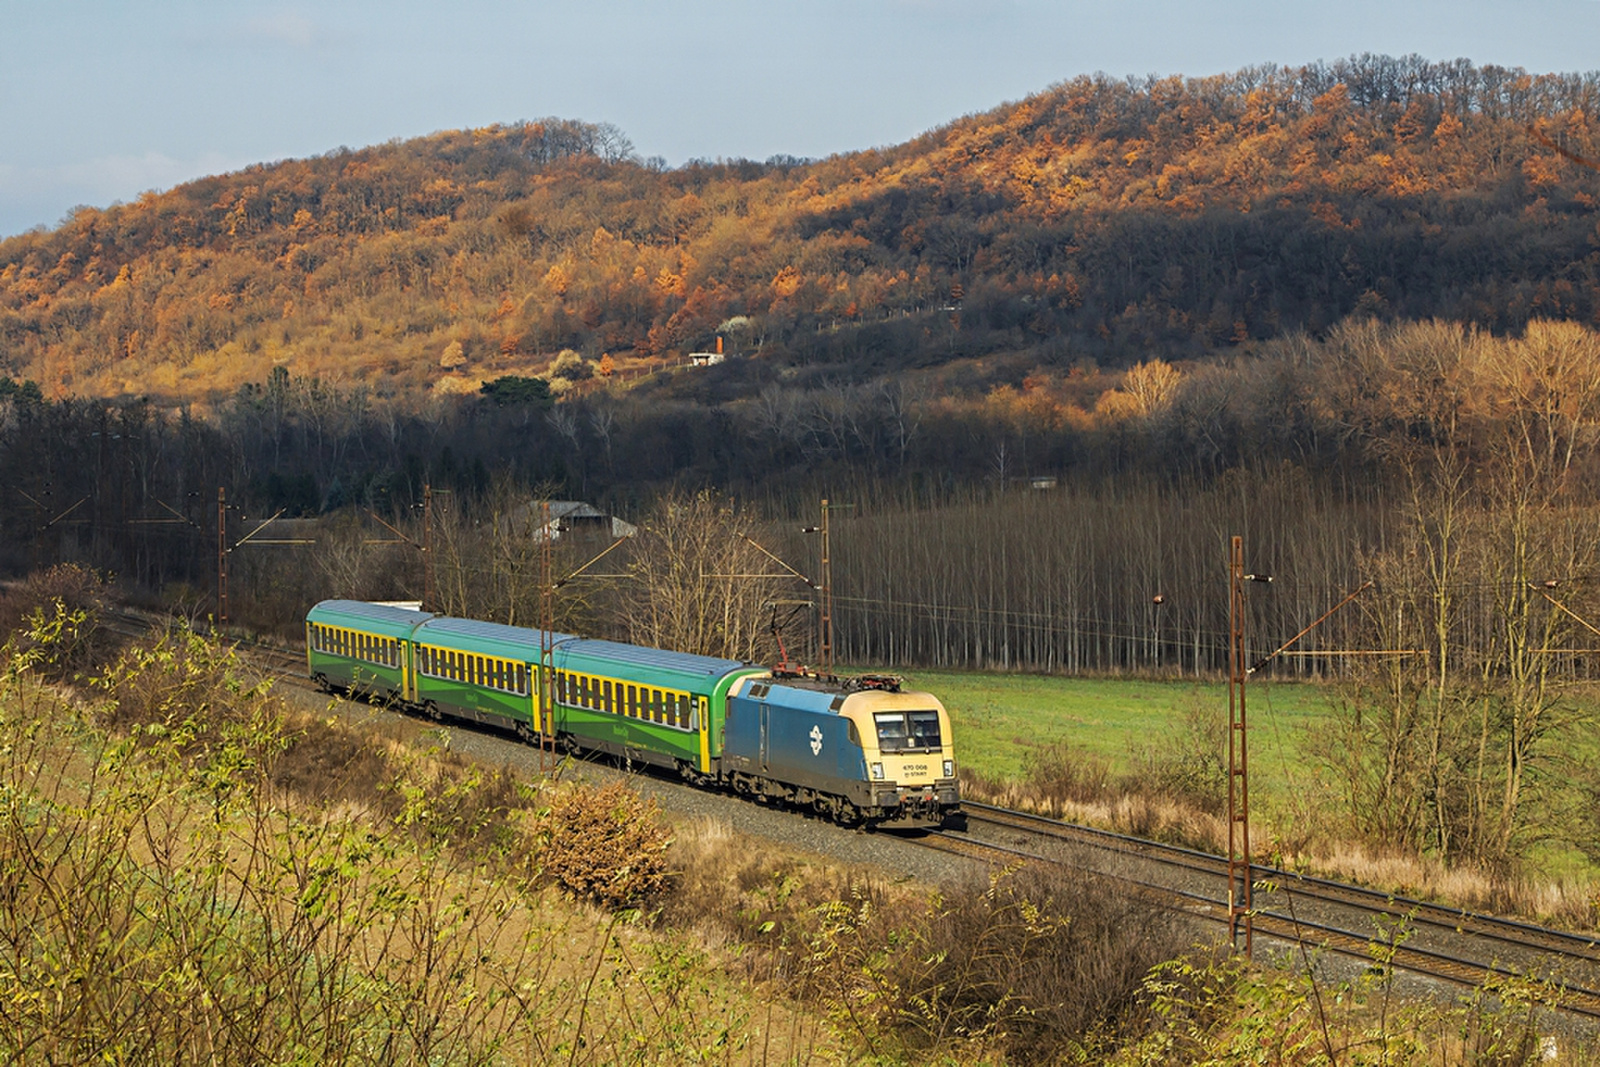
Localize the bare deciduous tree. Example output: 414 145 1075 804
620 491 785 663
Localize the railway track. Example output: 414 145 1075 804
96 607 1600 1017
945 801 1600 1017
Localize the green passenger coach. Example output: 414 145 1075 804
306 599 434 702
548 639 766 778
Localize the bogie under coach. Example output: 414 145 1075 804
306 599 961 827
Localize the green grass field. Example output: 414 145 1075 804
893 668 1341 801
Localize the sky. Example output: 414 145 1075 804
3 0 1599 239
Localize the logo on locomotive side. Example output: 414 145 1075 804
809 724 824 756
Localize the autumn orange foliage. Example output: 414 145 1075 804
1 57 1598 404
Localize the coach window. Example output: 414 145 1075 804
625 685 636 718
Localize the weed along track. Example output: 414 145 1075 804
947 801 1600 1018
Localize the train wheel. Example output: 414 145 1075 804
514 720 534 745
424 700 441 722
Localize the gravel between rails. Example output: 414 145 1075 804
277 677 984 888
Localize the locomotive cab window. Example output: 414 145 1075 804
873 711 942 753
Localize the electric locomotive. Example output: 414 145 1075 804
305 599 961 827
722 671 958 825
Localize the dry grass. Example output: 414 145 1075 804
0 617 847 1065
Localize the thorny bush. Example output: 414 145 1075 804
535 779 673 911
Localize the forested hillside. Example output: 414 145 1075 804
2 54 1598 406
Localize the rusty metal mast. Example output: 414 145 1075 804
539 500 555 775
422 484 434 613
819 497 834 673
1227 535 1252 954
217 487 228 627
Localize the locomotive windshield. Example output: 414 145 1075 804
873 710 942 752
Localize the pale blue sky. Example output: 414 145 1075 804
2 1 1597 238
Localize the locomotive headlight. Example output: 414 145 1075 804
943 759 955 778
870 762 885 780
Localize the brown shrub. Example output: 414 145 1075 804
877 863 1191 1064
269 710 396 810
1025 741 1113 813
661 816 888 981
0 564 118 679
535 780 672 910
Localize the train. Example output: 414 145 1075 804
305 599 961 827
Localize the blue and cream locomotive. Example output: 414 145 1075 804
305 599 961 827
